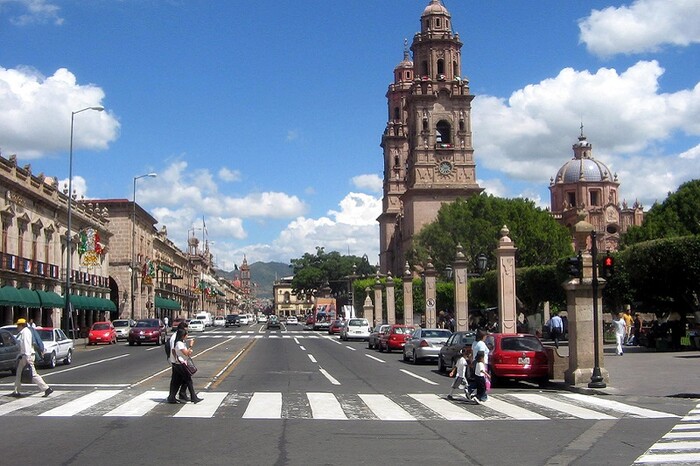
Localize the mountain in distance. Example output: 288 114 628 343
215 261 291 299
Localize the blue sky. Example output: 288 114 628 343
1 0 698 270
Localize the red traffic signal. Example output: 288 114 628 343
601 254 614 279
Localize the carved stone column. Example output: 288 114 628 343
363 287 374 326
496 225 517 334
385 271 396 325
453 244 469 331
402 262 413 326
373 271 383 325
424 258 437 328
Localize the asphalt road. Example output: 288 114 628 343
0 323 696 466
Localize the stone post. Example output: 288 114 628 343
564 218 609 385
363 287 374 326
496 225 517 334
453 243 469 331
385 271 396 325
402 262 413 326
373 271 383 325
424 258 437 328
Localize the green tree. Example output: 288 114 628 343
622 179 700 247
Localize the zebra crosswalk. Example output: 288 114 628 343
634 401 700 464
187 331 327 339
0 389 679 422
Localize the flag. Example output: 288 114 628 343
234 263 238 271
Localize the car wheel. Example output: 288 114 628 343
64 349 72 365
402 350 408 362
48 352 57 369
412 351 419 365
378 343 384 352
437 356 445 373
129 341 134 346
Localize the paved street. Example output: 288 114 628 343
0 325 697 465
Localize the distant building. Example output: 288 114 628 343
549 129 644 252
272 276 312 318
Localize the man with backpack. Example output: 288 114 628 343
11 318 52 397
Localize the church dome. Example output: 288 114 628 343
554 134 612 183
422 0 449 17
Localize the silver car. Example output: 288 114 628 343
403 328 452 364
112 319 135 341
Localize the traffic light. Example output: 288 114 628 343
566 254 583 279
601 253 614 279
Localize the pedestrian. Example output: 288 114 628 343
172 328 202 404
471 329 490 368
11 318 52 397
28 318 36 328
623 308 634 344
163 316 169 330
548 313 564 348
471 350 491 403
167 321 190 403
447 347 472 401
612 312 627 355
632 313 643 346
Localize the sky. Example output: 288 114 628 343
0 0 698 270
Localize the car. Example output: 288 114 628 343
35 327 74 368
128 319 166 346
437 331 476 373
304 316 316 330
378 325 416 352
213 316 226 327
267 316 281 330
257 315 268 323
239 315 250 325
328 320 344 335
225 314 241 327
486 333 550 386
0 328 21 374
340 318 371 341
368 324 391 349
286 316 298 325
403 328 452 364
188 320 205 332
87 321 117 345
112 319 134 340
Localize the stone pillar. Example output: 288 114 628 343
496 225 518 334
363 287 374 326
402 262 413 326
373 272 383 325
564 219 609 385
453 244 469 331
424 258 437 328
385 271 396 325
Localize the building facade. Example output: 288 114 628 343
272 276 313 318
379 0 482 276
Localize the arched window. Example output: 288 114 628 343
393 107 400 120
437 59 445 75
436 120 452 144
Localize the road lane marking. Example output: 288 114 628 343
40 390 122 417
649 441 700 450
299 345 306 351
146 346 162 351
206 346 249 390
104 390 168 417
399 369 439 386
365 354 385 363
359 394 415 421
345 346 356 351
561 393 678 418
307 392 347 420
308 354 317 363
478 396 548 420
410 394 482 421
510 394 615 420
0 392 66 415
319 368 341 385
243 392 282 419
41 354 130 377
294 338 300 344
173 392 228 418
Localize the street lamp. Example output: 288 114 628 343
131 172 157 320
477 253 488 275
63 105 104 338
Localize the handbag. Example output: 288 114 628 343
183 357 197 375
21 362 34 384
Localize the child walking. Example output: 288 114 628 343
447 347 472 401
471 350 491 403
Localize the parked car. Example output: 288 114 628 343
340 318 371 341
239 315 250 325
0 328 21 374
267 315 281 330
286 316 299 325
257 315 268 323
36 327 74 368
188 320 205 332
87 321 117 345
437 331 476 373
213 316 226 327
403 328 452 364
485 333 550 385
225 314 241 327
112 319 134 340
368 324 390 349
128 319 166 346
378 325 416 352
328 320 344 335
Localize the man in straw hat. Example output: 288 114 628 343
10 318 53 397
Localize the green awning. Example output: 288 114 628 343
17 288 41 307
155 296 181 311
0 286 22 306
68 294 87 310
67 295 116 311
159 264 174 274
36 290 64 308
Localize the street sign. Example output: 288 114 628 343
426 297 435 309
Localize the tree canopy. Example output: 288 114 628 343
409 194 573 273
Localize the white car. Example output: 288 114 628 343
188 320 205 332
1 325 74 368
257 315 268 323
238 315 250 325
340 318 371 341
213 316 226 327
286 316 298 325
112 319 134 340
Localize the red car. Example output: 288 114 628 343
128 319 166 346
378 325 416 352
88 322 117 345
485 333 550 385
328 320 344 335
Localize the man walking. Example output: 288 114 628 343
11 318 52 397
548 313 564 348
612 312 627 356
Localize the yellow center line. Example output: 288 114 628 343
208 338 257 390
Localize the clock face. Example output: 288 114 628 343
438 161 453 175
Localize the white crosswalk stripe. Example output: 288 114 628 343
634 401 700 464
0 390 679 422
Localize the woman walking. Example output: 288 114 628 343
172 328 203 403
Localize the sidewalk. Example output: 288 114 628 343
546 343 700 398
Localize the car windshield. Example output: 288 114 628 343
190 321 202 325
113 321 129 327
92 323 110 330
349 320 368 327
135 321 158 328
37 329 53 341
421 330 451 338
393 327 414 334
501 336 544 352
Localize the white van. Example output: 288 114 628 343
195 312 213 327
238 314 250 325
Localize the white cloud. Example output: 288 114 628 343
218 167 241 182
0 67 119 157
327 192 381 226
0 0 63 26
478 178 508 198
679 144 700 160
351 173 383 193
579 0 700 57
56 175 88 200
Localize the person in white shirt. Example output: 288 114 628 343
172 328 202 404
167 322 190 403
612 312 627 356
447 347 473 401
471 330 490 367
11 318 52 397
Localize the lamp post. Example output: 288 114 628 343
63 105 104 338
131 172 157 320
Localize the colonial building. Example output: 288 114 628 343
549 130 644 251
272 275 312 318
379 0 482 275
